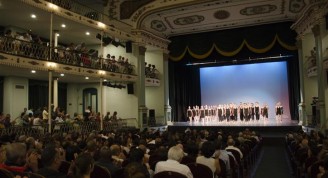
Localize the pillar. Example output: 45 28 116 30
296 39 307 126
312 24 326 130
137 45 148 129
163 52 172 124
53 77 58 110
48 70 53 133
100 78 104 130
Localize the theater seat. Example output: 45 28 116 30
153 171 187 178
0 168 14 178
187 163 213 178
91 164 111 178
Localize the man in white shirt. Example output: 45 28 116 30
225 138 243 159
154 146 193 178
42 107 48 121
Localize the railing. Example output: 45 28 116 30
0 120 132 137
0 36 136 75
44 0 120 26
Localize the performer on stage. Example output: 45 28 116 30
233 103 238 122
239 102 244 122
255 102 260 121
192 106 197 122
243 103 249 122
250 103 255 122
225 104 231 122
187 106 193 122
195 105 200 122
200 105 205 122
204 105 209 122
218 105 223 122
275 102 283 123
262 103 269 121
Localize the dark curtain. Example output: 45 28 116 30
29 79 67 112
29 80 49 111
287 55 301 120
169 61 200 121
0 77 3 113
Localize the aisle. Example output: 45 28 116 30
253 137 292 178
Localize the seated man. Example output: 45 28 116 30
154 146 193 178
96 146 120 176
37 145 67 178
0 142 38 173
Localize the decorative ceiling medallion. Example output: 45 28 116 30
151 20 167 32
28 61 39 65
240 5 277 16
289 0 306 13
174 15 205 25
214 10 230 20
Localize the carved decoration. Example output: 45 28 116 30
0 55 7 60
28 61 39 65
289 0 306 13
240 5 277 16
173 15 204 25
120 0 155 19
151 20 167 32
214 10 230 20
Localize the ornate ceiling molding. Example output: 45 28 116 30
131 29 171 51
291 0 327 39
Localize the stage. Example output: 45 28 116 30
167 119 302 136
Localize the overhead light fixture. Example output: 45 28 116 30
31 14 36 19
86 32 90 35
56 33 60 37
85 77 89 80
103 79 107 82
31 70 36 73
60 73 64 77
61 24 66 28
97 22 105 28
48 3 58 10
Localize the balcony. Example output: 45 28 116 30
0 35 137 82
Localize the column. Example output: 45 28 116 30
100 78 104 130
53 77 58 109
163 52 172 124
137 45 148 129
54 30 59 53
312 24 326 130
296 39 307 126
48 71 53 133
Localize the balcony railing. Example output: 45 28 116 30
0 35 136 75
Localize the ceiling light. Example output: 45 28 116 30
97 22 105 28
103 79 107 82
60 73 64 77
85 32 90 35
48 3 58 10
31 70 36 73
56 33 60 37
61 24 66 28
85 77 89 80
31 14 36 19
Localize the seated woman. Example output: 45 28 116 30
196 141 221 177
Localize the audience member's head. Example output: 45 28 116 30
227 138 235 146
99 146 112 160
167 146 184 162
72 153 94 178
124 162 147 178
5 143 26 166
200 141 215 158
129 148 144 163
41 145 62 169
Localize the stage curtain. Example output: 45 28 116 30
287 57 300 120
169 22 297 61
169 61 200 121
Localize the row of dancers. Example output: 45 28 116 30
186 102 284 123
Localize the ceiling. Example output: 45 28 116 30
0 0 308 82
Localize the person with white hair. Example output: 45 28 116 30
154 146 193 178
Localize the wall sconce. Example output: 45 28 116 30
97 22 106 28
98 70 106 75
47 62 57 70
48 3 59 10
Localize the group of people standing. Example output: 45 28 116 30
186 102 283 124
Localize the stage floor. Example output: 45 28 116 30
167 119 301 135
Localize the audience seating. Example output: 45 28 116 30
90 164 111 178
218 159 227 178
0 168 14 178
58 160 71 175
187 163 213 178
153 171 188 178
